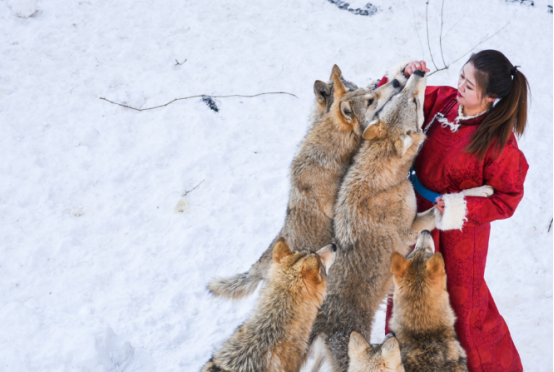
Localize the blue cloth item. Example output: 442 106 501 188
409 168 442 203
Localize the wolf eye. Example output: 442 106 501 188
367 98 374 106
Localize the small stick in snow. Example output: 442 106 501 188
548 218 553 233
99 91 298 112
183 180 205 197
175 59 187 66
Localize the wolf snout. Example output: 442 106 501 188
391 79 400 88
413 69 425 77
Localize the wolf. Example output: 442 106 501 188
207 66 402 300
200 238 336 372
348 332 404 372
307 70 448 372
389 231 469 372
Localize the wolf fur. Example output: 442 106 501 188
208 65 402 300
308 71 437 372
200 238 336 372
348 332 404 372
389 231 469 372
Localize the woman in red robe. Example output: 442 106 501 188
378 50 529 372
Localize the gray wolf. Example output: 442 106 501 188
207 66 402 300
348 332 404 372
389 231 468 372
200 238 336 372
307 70 437 372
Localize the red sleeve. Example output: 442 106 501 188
464 137 529 225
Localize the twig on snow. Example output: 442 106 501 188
183 180 205 197
548 218 553 233
99 91 298 112
175 59 187 66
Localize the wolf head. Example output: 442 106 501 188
318 65 402 137
362 70 427 157
348 332 404 372
390 231 455 331
271 238 336 300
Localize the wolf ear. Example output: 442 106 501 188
316 244 336 274
426 252 445 278
391 252 410 278
381 336 400 356
340 101 354 123
273 238 293 263
330 64 343 81
348 332 371 358
301 256 322 282
362 120 386 140
393 132 414 158
331 69 347 99
314 80 332 105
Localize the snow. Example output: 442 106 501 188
0 0 551 371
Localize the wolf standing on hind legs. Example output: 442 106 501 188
308 70 441 372
208 66 402 300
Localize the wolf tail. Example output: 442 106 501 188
207 238 277 300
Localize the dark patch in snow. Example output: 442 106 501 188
505 0 534 6
202 97 219 112
548 5 553 13
327 0 380 16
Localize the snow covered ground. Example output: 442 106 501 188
0 0 552 370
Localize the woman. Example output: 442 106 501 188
379 50 529 372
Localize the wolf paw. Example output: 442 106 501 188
461 185 494 198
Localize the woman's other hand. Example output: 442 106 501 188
434 196 445 214
404 61 431 77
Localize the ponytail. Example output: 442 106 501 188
465 50 530 159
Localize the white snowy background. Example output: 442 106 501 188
0 0 552 371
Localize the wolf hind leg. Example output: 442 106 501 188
207 237 278 300
309 335 331 372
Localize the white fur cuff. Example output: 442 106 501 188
385 59 413 86
434 192 467 231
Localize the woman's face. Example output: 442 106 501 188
456 62 494 113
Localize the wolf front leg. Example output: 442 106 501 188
398 207 436 246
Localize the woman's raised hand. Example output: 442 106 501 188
404 61 431 77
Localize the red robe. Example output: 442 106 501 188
378 75 528 372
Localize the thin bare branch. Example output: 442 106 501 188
427 21 510 77
425 1 439 70
443 15 465 40
439 0 447 67
183 180 205 197
100 91 298 112
175 59 187 66
412 5 425 58
549 218 553 233
447 21 510 66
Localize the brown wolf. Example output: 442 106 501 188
308 70 439 372
200 238 336 372
207 66 402 300
348 332 404 372
389 231 468 372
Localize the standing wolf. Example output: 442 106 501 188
389 231 468 372
308 71 440 372
201 238 336 372
208 66 402 300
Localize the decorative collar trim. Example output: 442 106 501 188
457 105 489 121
